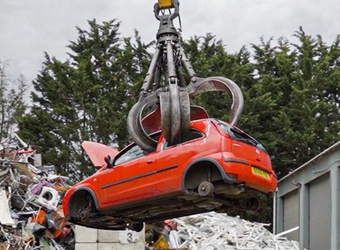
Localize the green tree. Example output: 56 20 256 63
18 20 152 180
224 29 340 178
182 34 254 121
16 21 340 225
0 60 27 140
181 30 340 179
272 28 340 176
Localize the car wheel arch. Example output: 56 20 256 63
68 187 99 217
181 158 236 192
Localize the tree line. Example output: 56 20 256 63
1 19 339 183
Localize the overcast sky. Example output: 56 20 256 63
1 0 339 86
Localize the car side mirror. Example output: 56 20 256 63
104 155 114 168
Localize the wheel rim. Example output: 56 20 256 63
198 181 214 197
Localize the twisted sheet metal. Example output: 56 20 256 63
171 212 300 250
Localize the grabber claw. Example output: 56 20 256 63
160 82 190 146
127 0 244 152
186 76 244 126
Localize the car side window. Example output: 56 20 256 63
163 129 204 148
216 120 268 154
114 144 146 165
114 132 161 166
217 121 255 142
183 129 204 142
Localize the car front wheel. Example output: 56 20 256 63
69 191 96 222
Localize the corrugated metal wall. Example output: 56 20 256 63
309 174 331 249
283 190 299 241
275 142 340 250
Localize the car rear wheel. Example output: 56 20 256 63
198 181 214 197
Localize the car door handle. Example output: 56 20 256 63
147 160 154 164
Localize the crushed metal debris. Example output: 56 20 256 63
0 134 300 250
167 212 300 250
0 134 74 250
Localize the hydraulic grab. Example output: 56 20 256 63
62 1 277 231
127 0 244 151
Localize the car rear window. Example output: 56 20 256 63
215 120 268 154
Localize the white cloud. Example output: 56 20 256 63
0 0 339 84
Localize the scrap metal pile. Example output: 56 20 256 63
0 135 74 250
168 212 299 250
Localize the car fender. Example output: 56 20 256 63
68 185 100 211
181 157 236 192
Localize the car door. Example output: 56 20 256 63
96 143 159 208
153 129 206 194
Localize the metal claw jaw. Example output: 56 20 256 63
127 76 244 152
160 81 191 146
127 90 160 153
127 0 244 152
186 76 244 126
127 83 191 152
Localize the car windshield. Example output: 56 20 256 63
215 120 268 154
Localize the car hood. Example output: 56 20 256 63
81 141 119 168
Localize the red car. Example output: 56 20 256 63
62 118 277 231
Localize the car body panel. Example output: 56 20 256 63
63 118 277 229
81 141 119 168
96 151 160 207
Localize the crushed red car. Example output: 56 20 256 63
63 118 277 230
